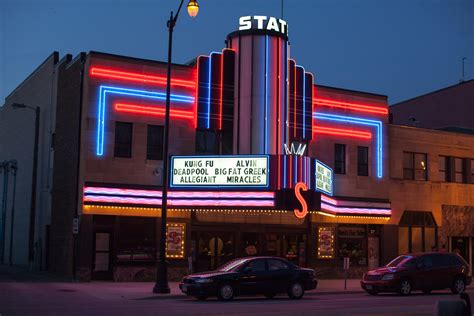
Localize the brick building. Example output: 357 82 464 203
1 16 473 281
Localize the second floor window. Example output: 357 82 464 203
147 125 164 160
454 158 464 183
357 146 369 176
334 144 346 174
196 129 219 155
438 155 449 181
403 152 427 181
472 159 474 184
114 122 133 158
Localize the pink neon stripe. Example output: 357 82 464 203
169 199 274 207
321 202 391 215
84 196 162 205
321 195 338 205
84 195 274 207
84 187 274 199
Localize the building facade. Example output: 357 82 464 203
1 16 473 281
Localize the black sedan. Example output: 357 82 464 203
179 256 317 301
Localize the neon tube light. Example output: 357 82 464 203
90 67 196 88
84 195 274 207
114 103 194 120
265 35 268 153
314 98 388 115
314 112 383 178
296 65 306 139
321 195 338 206
169 199 274 207
96 85 194 156
321 202 391 216
313 126 372 139
208 52 221 129
84 187 274 199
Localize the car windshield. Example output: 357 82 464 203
386 255 415 267
217 258 252 272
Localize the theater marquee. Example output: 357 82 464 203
171 155 269 188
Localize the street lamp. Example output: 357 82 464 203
153 0 199 294
11 102 40 270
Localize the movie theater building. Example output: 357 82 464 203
1 16 397 280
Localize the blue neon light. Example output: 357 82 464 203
314 112 383 178
96 85 194 156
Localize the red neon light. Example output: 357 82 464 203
293 182 308 219
90 67 196 88
313 126 372 139
115 103 194 120
314 97 388 115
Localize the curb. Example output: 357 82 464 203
135 289 365 300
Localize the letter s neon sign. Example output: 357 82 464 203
293 182 308 219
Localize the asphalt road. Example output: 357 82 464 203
0 281 471 316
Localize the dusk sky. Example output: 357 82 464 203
1 0 472 105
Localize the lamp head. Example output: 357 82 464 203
11 102 27 108
187 0 199 18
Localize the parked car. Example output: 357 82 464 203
361 252 472 296
179 256 317 301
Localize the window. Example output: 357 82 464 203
398 211 437 254
146 125 164 160
196 130 219 155
454 158 464 183
116 217 156 263
245 259 266 272
338 225 367 266
472 159 474 183
334 144 346 174
438 156 449 182
357 146 369 176
403 152 427 181
267 259 290 271
114 122 133 158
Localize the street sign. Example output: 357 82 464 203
343 257 350 270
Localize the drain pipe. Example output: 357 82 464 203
0 161 10 263
8 161 18 266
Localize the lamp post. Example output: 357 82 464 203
11 102 40 270
153 0 199 294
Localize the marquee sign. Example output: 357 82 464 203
315 160 333 196
171 155 269 188
238 16 288 38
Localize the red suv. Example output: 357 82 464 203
361 252 471 295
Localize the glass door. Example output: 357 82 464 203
194 231 235 272
92 231 113 280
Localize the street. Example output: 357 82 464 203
0 280 471 316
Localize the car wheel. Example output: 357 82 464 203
398 279 412 296
451 277 466 294
194 296 208 301
264 293 276 299
366 290 378 296
288 282 305 299
217 284 234 301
